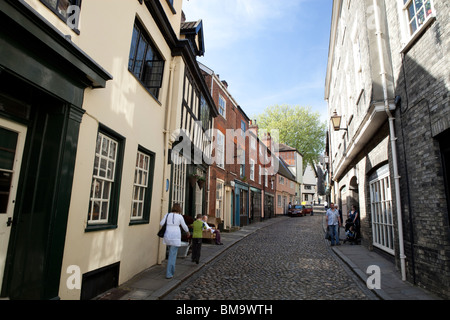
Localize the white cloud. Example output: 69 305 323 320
183 0 301 50
182 0 331 122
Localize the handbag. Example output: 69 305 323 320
157 214 168 238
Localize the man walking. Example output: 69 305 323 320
326 202 341 246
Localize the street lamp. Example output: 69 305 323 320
331 110 347 132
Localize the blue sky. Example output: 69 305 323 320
182 0 333 122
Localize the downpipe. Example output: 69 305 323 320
373 0 406 281
158 57 176 264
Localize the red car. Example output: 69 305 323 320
288 205 306 217
303 204 314 216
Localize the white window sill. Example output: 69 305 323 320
400 15 436 54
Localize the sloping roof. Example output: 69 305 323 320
278 143 304 156
180 20 205 56
277 156 296 181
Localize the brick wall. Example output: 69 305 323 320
385 0 450 299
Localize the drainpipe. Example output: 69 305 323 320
158 57 176 264
373 0 407 281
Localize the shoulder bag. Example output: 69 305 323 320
157 214 169 238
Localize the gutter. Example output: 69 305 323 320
158 57 176 265
373 0 406 281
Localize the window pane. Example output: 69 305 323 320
407 3 415 20
409 20 418 36
0 128 18 170
425 0 432 17
417 8 425 26
415 0 424 11
133 35 148 78
129 26 140 70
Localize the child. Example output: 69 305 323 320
191 214 205 264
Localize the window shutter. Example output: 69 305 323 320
144 60 165 89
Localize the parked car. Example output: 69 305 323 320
303 204 314 216
288 205 305 217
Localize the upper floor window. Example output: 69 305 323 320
129 21 165 99
241 120 246 136
166 0 177 14
216 130 225 169
401 0 435 36
200 95 211 130
41 0 81 31
218 94 226 118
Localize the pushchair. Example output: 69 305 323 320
343 218 360 245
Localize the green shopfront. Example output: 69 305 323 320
0 1 111 299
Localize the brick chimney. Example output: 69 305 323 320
221 80 228 89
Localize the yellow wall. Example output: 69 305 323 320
23 0 186 299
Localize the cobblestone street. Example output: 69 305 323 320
164 213 377 300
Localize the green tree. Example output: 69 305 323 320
255 105 326 168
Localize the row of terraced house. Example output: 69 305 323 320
0 0 315 300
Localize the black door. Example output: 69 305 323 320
439 129 450 223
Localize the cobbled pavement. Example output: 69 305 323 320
165 213 376 300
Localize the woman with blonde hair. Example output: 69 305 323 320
160 203 190 279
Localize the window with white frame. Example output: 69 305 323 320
88 132 118 225
401 0 435 37
241 120 246 136
171 153 186 212
250 136 256 150
216 180 224 218
369 166 395 254
218 94 226 118
216 130 225 169
250 159 255 181
259 165 262 184
131 149 154 222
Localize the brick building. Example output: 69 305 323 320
325 0 449 298
278 143 303 205
199 63 271 228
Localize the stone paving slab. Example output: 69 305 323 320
332 245 441 300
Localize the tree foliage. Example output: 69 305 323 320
255 105 326 168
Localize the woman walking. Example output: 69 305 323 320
160 203 190 279
191 214 205 264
